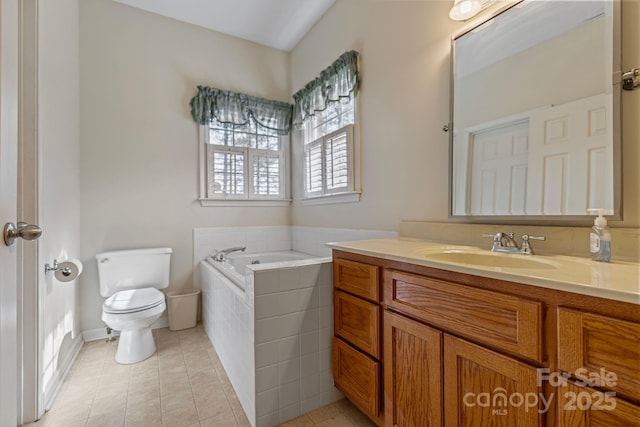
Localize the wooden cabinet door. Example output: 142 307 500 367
333 337 381 420
557 308 640 400
444 335 541 427
384 311 443 427
557 381 640 426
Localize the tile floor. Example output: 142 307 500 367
27 325 376 427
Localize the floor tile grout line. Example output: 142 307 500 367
179 329 202 423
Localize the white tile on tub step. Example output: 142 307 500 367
254 270 279 296
256 341 279 369
277 336 300 362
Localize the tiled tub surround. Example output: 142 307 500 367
199 254 339 427
192 226 397 426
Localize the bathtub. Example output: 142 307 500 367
205 251 318 291
198 250 341 427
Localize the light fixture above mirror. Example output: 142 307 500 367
449 0 483 21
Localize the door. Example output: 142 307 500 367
1 0 20 425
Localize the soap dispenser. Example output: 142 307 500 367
587 209 611 262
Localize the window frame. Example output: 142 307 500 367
300 99 361 204
304 125 355 197
198 124 291 207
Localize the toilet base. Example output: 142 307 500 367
115 327 156 364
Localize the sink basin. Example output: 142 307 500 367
424 251 558 270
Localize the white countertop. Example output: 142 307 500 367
327 238 640 304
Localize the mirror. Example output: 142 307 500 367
450 0 621 219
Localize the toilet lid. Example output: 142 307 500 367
103 288 165 314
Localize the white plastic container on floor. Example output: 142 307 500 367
166 288 200 331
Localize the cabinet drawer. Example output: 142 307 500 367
335 290 380 358
334 258 380 302
384 269 543 362
557 308 640 400
332 337 380 419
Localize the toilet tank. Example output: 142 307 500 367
96 247 172 297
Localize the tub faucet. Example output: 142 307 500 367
211 246 246 262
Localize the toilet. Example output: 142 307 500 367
96 247 172 364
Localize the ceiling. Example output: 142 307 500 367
112 0 336 51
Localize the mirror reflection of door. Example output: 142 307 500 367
527 94 612 215
469 121 528 215
451 0 618 217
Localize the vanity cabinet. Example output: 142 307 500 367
332 249 640 427
332 258 383 425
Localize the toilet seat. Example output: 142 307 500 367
103 287 165 314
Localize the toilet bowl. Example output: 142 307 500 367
96 248 172 364
101 287 166 364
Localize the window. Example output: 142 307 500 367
302 98 356 198
201 116 289 204
293 50 361 203
190 86 293 206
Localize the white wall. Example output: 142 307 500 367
78 0 291 333
290 0 458 231
37 0 83 406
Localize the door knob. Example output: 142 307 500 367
3 222 42 247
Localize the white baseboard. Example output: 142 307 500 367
81 316 170 342
43 335 84 411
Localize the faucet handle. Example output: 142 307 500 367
483 232 505 252
210 249 224 262
522 234 545 242
482 232 501 240
520 234 545 255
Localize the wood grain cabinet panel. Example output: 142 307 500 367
383 310 443 427
557 381 640 427
333 337 380 420
384 269 543 362
557 307 640 401
334 258 380 302
335 290 380 358
444 335 541 427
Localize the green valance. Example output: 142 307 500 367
292 50 360 126
189 86 293 135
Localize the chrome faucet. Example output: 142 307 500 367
211 246 246 262
482 232 545 255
